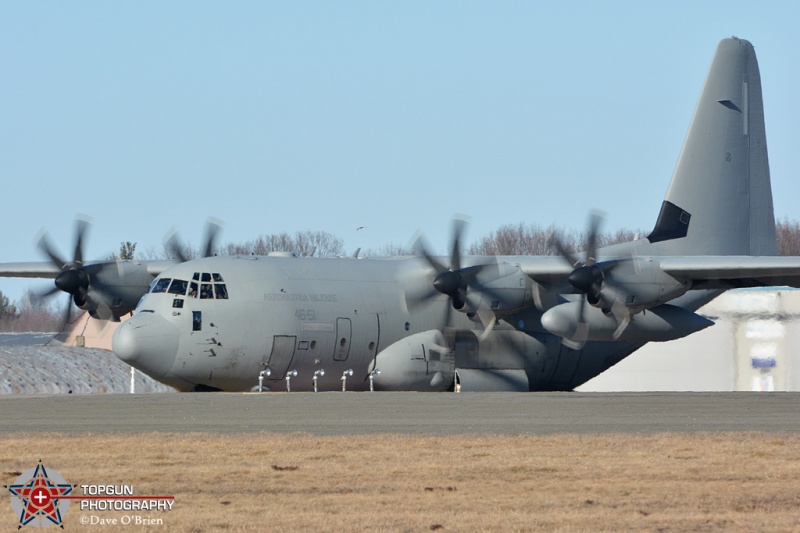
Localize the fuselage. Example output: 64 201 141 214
112 253 716 392
116 254 408 391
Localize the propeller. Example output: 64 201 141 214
548 212 632 347
34 218 115 332
164 218 223 262
405 218 504 342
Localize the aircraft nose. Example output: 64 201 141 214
113 313 179 380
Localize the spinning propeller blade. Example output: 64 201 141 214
405 218 505 340
548 212 633 347
164 218 224 262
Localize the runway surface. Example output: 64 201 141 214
1 392 798 434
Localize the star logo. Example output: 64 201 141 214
6 461 74 529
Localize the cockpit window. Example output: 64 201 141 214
178 274 229 299
200 284 214 299
168 279 189 295
151 278 171 293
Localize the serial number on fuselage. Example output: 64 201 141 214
295 309 317 321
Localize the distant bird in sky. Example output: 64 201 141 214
356 226 365 231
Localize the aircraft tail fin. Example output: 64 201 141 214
645 38 777 257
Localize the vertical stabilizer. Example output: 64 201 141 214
646 38 776 256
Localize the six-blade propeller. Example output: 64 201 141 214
34 218 115 331
405 218 505 342
547 212 632 347
33 217 224 334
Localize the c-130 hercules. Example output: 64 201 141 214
4 38 800 392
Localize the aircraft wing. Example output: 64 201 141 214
0 260 177 280
143 260 180 276
515 255 800 290
503 256 574 288
0 262 61 279
658 256 800 288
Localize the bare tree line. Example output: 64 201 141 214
0 292 67 333
138 230 346 260
470 219 800 256
221 231 345 258
466 223 643 256
137 219 800 259
776 217 800 257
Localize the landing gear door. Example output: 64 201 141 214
549 340 582 388
267 336 297 378
453 331 479 368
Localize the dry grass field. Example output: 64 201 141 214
2 432 799 532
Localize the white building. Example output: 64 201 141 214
580 289 800 392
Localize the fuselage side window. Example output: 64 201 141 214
188 282 198 298
200 284 214 299
215 284 228 299
168 279 188 295
152 278 171 293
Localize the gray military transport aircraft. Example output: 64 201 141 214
4 37 800 392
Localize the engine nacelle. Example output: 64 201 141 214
540 302 714 343
597 258 690 312
371 330 454 391
472 262 530 316
82 261 162 320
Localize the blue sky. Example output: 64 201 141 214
2 1 799 303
